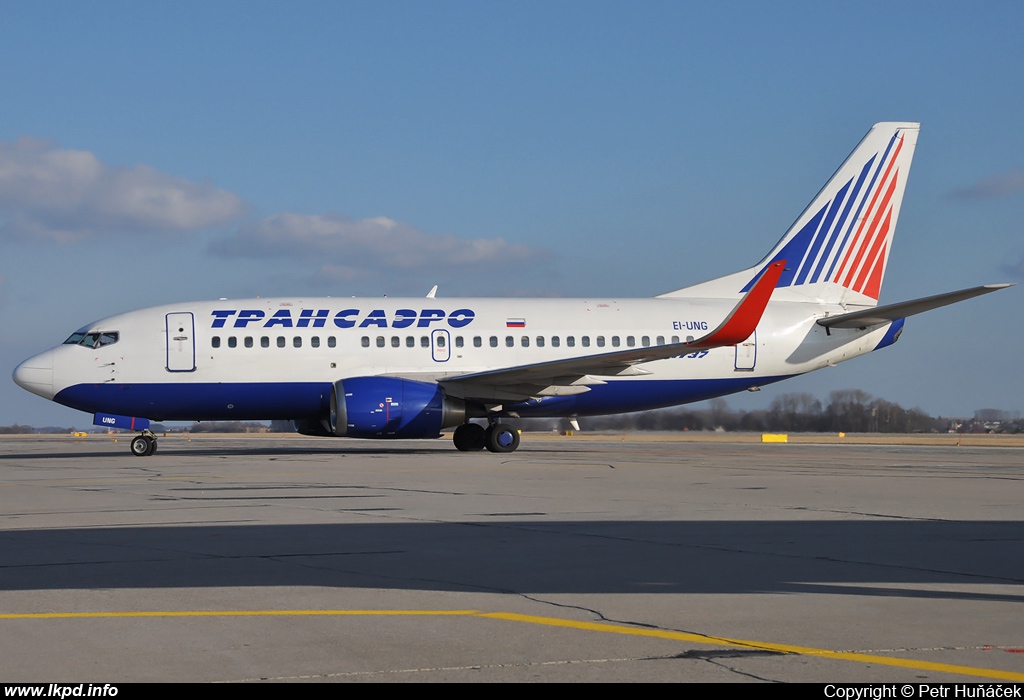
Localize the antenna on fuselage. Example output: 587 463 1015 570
426 285 438 299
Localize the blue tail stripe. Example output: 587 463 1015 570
796 178 851 285
823 132 899 283
809 155 875 284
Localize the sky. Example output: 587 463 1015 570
1 1 1022 428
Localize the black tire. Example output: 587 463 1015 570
453 423 486 451
485 424 520 453
130 435 154 457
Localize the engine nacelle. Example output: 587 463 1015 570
329 377 467 439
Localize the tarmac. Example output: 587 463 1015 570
1 432 1022 683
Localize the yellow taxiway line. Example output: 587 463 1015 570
4 609 1023 681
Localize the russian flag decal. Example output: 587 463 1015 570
506 318 526 328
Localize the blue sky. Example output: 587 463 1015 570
2 1 1022 427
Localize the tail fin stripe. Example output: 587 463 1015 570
862 240 887 300
853 203 894 292
811 155 875 284
843 167 899 288
835 133 904 285
796 179 851 285
770 204 828 289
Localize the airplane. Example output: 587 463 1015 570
12 122 1012 457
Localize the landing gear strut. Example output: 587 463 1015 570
130 431 158 457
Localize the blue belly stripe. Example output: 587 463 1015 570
55 375 791 423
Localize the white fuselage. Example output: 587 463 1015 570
15 296 896 423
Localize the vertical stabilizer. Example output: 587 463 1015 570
659 122 920 306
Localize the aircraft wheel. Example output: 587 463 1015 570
485 424 520 453
453 423 486 451
130 435 155 457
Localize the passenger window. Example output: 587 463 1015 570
277 337 285 348
490 336 498 347
437 336 446 348
406 336 415 348
521 336 529 347
627 336 635 347
376 336 385 348
597 336 605 347
567 336 575 347
212 336 221 348
455 336 464 348
505 336 514 347
612 336 620 347
311 336 320 348
536 336 545 347
656 336 665 345
293 337 302 348
245 336 253 348
420 336 429 348
672 335 680 344
641 336 649 347
361 336 370 348
551 336 560 347
582 336 590 347
391 336 400 348
261 336 270 348
228 336 237 348
328 337 336 348
474 336 482 348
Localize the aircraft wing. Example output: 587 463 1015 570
817 284 1013 330
439 261 786 402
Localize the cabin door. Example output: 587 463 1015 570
734 330 756 371
166 312 196 372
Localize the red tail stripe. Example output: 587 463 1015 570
848 170 899 289
836 134 904 284
855 205 893 295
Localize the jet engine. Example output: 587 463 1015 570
327 377 468 439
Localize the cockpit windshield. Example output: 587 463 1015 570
63 331 119 348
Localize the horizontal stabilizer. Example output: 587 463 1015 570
817 284 1013 329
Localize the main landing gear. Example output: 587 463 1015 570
453 421 520 453
130 431 158 457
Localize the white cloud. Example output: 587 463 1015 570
0 137 246 242
210 212 551 277
949 169 1024 200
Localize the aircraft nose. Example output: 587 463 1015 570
13 349 56 400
